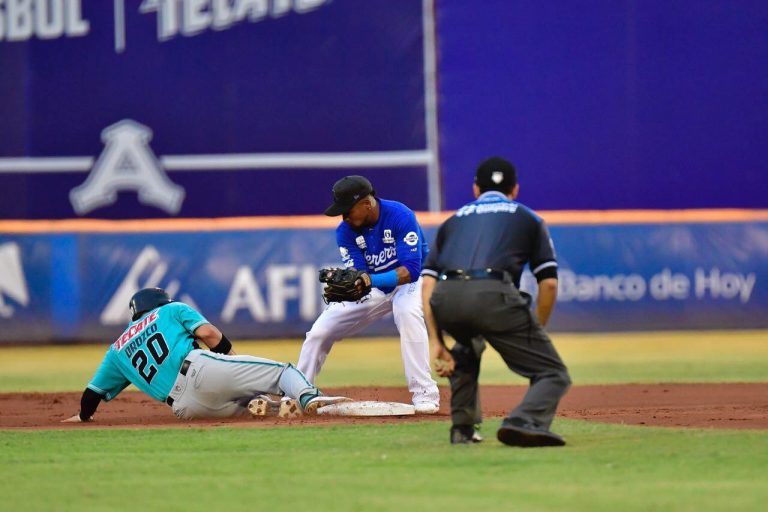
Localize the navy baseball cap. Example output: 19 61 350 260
324 176 375 216
475 157 517 193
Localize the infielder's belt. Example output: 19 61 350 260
165 359 191 407
441 269 507 281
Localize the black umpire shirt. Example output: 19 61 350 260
422 191 558 287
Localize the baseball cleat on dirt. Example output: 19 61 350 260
248 395 280 417
302 396 352 415
248 396 304 418
414 402 440 414
278 398 303 418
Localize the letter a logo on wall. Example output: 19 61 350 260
70 120 185 215
101 245 196 325
0 243 30 319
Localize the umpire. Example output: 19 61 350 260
421 156 571 447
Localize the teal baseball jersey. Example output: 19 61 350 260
87 302 209 402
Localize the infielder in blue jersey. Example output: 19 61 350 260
296 176 440 414
62 288 347 422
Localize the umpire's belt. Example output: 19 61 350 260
440 269 507 281
165 359 191 407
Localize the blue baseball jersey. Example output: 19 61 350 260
336 199 429 293
87 302 209 402
336 198 428 293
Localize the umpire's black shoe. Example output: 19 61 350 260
496 417 565 448
450 425 484 444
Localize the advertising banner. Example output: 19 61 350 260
529 223 768 332
1 221 766 343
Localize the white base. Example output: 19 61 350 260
316 400 416 417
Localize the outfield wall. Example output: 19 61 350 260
1 212 766 343
2 1 766 218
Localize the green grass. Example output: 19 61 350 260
3 331 768 511
2 331 767 391
1 420 767 512
552 330 768 384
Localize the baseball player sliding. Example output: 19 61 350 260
63 288 348 423
296 176 441 414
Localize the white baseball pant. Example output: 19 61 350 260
167 349 317 419
296 277 440 407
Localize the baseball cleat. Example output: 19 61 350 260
414 402 440 414
247 395 280 417
496 418 566 447
278 398 303 418
302 395 352 415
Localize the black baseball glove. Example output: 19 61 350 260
319 267 372 303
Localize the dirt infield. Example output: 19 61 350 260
2 383 767 430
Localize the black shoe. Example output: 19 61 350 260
450 425 484 444
496 417 566 447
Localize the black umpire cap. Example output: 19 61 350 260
475 157 517 193
324 176 375 216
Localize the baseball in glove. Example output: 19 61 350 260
319 267 373 303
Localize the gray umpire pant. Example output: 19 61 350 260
430 278 571 429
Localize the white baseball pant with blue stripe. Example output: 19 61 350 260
166 349 317 419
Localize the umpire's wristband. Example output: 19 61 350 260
370 270 398 289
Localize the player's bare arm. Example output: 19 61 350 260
394 265 414 285
536 278 558 327
421 274 455 377
195 323 236 355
